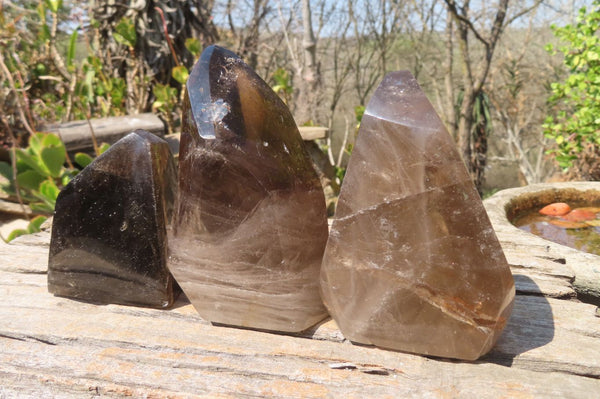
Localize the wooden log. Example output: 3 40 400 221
298 126 328 140
44 113 166 153
1 233 599 397
162 126 328 160
0 199 33 217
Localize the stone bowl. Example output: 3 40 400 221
484 181 600 305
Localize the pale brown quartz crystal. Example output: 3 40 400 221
320 71 515 360
168 45 329 332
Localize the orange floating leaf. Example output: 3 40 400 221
563 208 596 222
539 202 571 216
573 207 600 213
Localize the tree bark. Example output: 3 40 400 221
444 0 510 191
443 11 457 140
240 0 268 70
295 0 322 124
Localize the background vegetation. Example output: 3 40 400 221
1 0 599 197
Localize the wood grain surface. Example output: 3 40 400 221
1 231 599 398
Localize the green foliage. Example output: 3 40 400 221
74 142 109 168
0 0 133 141
0 133 75 214
113 18 137 49
354 105 365 129
334 165 347 184
77 55 128 117
472 91 493 135
185 38 202 58
271 68 293 104
152 83 179 115
5 215 47 242
0 133 109 242
1 1 206 142
74 152 93 168
66 28 78 69
171 65 190 85
97 142 111 154
44 0 63 14
544 2 600 171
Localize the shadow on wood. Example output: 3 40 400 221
482 274 554 367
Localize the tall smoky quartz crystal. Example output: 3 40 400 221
48 130 179 308
320 71 515 360
169 46 329 332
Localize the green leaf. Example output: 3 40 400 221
271 68 292 94
27 216 47 233
152 83 178 112
0 162 13 182
172 66 189 84
37 1 46 21
61 169 76 185
28 133 44 157
153 83 169 101
98 143 111 154
34 63 48 76
41 133 63 148
114 18 137 48
67 28 79 67
39 24 51 43
354 105 366 123
6 229 28 242
110 78 126 107
84 69 96 103
44 0 62 14
16 170 46 191
185 38 202 57
15 148 41 176
38 179 60 203
41 146 65 178
74 152 93 168
38 134 67 177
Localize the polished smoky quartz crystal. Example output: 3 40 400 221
320 71 515 360
168 45 329 333
48 130 179 308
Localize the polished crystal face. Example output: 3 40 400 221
320 71 515 360
168 45 329 332
48 129 179 308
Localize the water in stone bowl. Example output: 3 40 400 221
511 201 600 255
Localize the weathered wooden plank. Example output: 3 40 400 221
298 126 328 140
2 269 598 377
5 231 51 249
1 236 599 397
1 289 599 398
1 333 598 398
0 199 33 217
507 246 576 299
45 113 166 153
0 238 48 274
